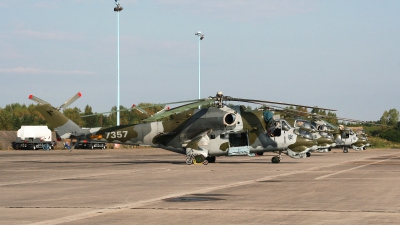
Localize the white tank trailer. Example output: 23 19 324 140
12 126 53 150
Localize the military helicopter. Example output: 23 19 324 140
346 127 371 150
310 115 364 153
30 92 336 164
263 107 336 155
269 107 369 154
286 117 335 154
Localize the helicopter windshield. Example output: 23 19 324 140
295 119 312 130
295 129 313 140
280 120 292 131
318 124 334 131
320 119 338 130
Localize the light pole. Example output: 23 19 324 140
114 0 123 125
195 31 204 105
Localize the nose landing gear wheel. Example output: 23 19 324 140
306 152 311 157
186 157 193 165
343 147 349 153
271 156 280 163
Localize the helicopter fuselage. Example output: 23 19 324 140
88 106 315 158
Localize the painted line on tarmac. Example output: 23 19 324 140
315 153 400 180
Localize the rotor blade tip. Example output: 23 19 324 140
28 94 33 99
78 92 82 97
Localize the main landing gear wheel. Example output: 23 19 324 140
191 155 207 165
271 156 281 163
306 152 311 157
343 147 349 153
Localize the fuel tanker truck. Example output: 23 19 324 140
12 126 53 150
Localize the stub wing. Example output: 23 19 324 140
182 128 212 150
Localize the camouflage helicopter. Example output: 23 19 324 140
346 127 371 150
286 117 336 154
30 92 336 164
264 107 336 155
310 115 366 153
275 106 366 154
268 107 371 154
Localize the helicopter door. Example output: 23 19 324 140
228 131 250 156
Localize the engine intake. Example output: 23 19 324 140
223 113 237 126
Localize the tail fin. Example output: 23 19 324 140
36 104 86 139
29 93 85 139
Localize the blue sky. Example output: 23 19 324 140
1 0 399 121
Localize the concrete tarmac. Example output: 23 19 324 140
1 148 400 225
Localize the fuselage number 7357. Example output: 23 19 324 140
106 131 128 139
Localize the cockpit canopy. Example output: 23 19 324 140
276 119 291 131
294 129 313 140
312 120 338 131
268 119 292 137
294 119 312 130
318 124 333 131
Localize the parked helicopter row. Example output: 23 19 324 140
29 92 370 165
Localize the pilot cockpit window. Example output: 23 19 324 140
318 125 327 131
295 120 311 129
281 120 291 131
311 121 317 128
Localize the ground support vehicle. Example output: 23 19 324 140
12 126 53 150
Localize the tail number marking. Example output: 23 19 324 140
106 131 128 139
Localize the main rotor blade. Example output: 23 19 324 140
335 117 364 123
28 95 51 105
310 113 365 123
142 99 215 122
59 92 82 110
80 98 208 118
225 97 336 111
